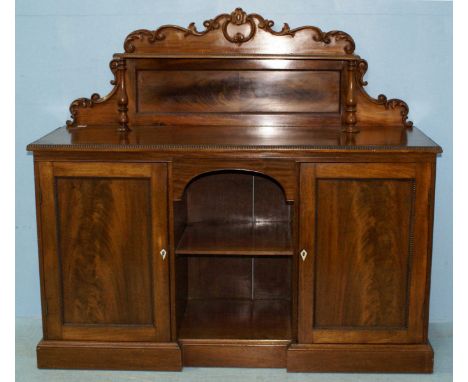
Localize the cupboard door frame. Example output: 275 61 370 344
298 162 432 344
37 161 170 342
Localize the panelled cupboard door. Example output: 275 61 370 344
37 162 170 342
298 163 433 344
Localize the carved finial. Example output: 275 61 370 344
221 8 256 45
231 8 247 25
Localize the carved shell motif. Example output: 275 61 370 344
124 7 355 54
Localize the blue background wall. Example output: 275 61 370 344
16 0 453 322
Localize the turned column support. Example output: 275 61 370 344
117 59 130 132
343 60 359 133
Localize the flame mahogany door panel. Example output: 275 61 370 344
37 162 170 342
298 162 433 344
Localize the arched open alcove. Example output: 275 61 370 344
173 170 294 342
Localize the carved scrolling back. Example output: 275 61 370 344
66 8 412 132
124 8 355 55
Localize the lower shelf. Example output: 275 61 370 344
178 298 292 341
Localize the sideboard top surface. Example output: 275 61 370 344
27 124 441 153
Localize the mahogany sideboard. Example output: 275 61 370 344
27 8 442 373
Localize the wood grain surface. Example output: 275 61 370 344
298 162 433 346
178 299 292 340
136 70 340 114
37 162 170 342
57 177 153 325
314 178 413 328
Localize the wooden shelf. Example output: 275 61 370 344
178 299 292 341
175 221 293 256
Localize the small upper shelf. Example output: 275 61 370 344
175 221 293 256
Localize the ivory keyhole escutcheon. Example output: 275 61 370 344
160 249 167 260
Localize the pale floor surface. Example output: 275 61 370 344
16 318 452 382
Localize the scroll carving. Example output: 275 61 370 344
66 59 120 128
355 59 413 128
376 95 413 128
124 7 355 55
357 59 369 86
66 93 101 128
